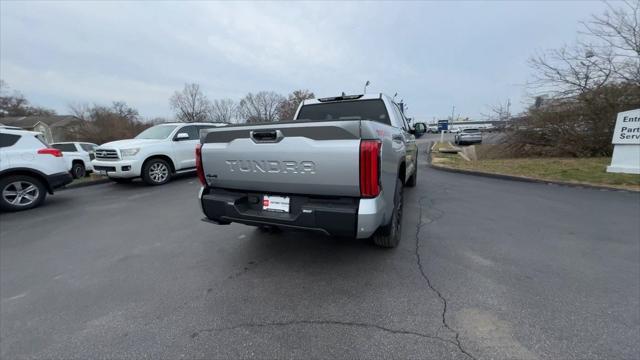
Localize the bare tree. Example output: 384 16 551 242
582 0 640 84
210 98 238 123
238 91 286 123
169 83 212 122
71 102 150 144
277 89 315 121
528 0 639 97
482 99 512 121
0 80 56 117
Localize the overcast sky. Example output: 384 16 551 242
1 1 608 122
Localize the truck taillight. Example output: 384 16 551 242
37 148 63 157
195 143 206 186
360 140 381 198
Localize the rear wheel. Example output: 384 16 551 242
71 162 86 179
0 175 47 211
372 178 404 248
142 158 172 186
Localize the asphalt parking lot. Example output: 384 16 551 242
1 145 638 359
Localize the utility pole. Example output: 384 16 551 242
451 105 455 121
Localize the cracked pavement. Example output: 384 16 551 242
1 142 639 359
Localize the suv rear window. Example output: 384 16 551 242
463 129 480 133
51 143 77 152
295 99 390 125
0 133 21 148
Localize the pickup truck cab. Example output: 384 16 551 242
197 94 424 247
92 122 226 185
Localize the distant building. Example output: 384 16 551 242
0 115 83 143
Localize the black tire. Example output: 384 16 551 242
71 162 86 179
372 178 404 248
0 175 47 211
406 156 418 188
141 158 172 186
110 177 133 184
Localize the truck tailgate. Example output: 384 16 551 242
200 121 362 197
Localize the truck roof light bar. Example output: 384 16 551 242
318 94 364 102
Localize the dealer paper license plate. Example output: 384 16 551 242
262 195 290 213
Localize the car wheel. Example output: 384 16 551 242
110 177 133 184
0 175 47 211
71 162 86 179
406 156 418 188
142 158 171 186
372 178 403 248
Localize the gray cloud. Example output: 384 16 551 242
1 1 607 121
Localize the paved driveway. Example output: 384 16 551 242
1 148 638 359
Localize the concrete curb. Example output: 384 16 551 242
62 178 111 190
429 164 638 193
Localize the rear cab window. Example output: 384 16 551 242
295 99 390 125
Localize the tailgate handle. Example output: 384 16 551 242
250 130 283 143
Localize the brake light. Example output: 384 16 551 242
37 148 63 157
195 143 206 185
360 140 381 198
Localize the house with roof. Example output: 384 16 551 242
0 115 83 143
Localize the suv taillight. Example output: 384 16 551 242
37 148 63 157
360 140 381 198
195 143 206 185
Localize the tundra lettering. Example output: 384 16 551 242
225 160 316 174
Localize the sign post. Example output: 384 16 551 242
607 108 640 174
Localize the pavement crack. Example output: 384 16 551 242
415 195 477 360
192 319 459 348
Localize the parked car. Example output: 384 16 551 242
426 125 439 133
92 122 227 185
0 128 73 211
50 142 98 178
454 128 483 145
198 93 419 248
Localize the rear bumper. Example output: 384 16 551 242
457 135 482 143
199 187 385 238
46 171 73 193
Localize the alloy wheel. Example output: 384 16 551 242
2 181 40 207
149 162 169 183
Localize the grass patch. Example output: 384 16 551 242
69 173 107 186
431 145 640 191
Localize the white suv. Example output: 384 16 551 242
92 122 226 185
0 128 73 211
50 142 98 178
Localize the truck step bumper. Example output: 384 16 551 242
201 188 359 237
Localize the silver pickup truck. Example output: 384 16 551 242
197 93 424 247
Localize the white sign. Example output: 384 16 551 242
612 109 640 145
607 108 640 174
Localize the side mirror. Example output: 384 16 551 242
413 122 426 136
174 132 189 141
